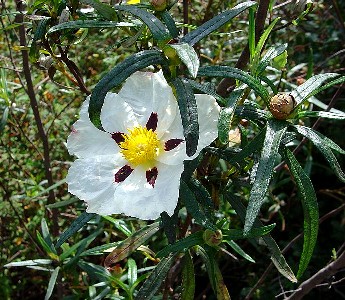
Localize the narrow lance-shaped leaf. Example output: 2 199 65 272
244 119 287 234
218 88 245 144
181 251 195 300
256 43 287 75
41 218 56 254
181 1 257 45
283 148 319 279
81 0 118 20
222 223 275 240
127 258 138 287
180 180 216 230
44 267 60 300
161 10 179 38
170 78 199 156
198 246 231 299
160 211 178 244
290 73 339 108
47 20 134 33
198 66 270 103
169 43 199 78
224 240 255 263
56 212 95 248
89 50 167 128
156 231 204 258
104 222 160 268
225 192 297 282
297 110 345 120
136 254 175 300
115 5 171 42
292 125 345 182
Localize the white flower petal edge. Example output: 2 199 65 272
67 97 119 158
66 70 221 220
157 93 220 165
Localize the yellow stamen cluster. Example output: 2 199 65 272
119 126 162 167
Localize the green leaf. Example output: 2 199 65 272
291 73 339 107
180 180 216 230
4 259 53 268
292 125 345 181
198 66 270 103
222 223 275 240
225 193 297 282
188 177 214 209
102 216 132 237
283 148 319 278
297 110 345 120
89 50 167 128
224 240 255 263
181 251 195 300
187 79 226 106
306 75 345 100
160 211 178 244
41 218 56 254
115 5 171 42
218 88 245 144
47 20 134 34
45 197 77 208
104 222 160 268
136 254 175 300
56 212 95 248
80 242 119 257
78 260 111 282
169 43 199 78
198 246 231 299
235 104 269 121
244 119 287 234
156 231 204 258
127 258 138 287
44 267 60 300
161 10 179 38
0 106 9 133
81 0 117 20
181 1 257 45
257 44 287 75
170 78 199 156
36 231 59 260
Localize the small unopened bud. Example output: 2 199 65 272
203 229 223 247
151 0 167 11
269 93 296 120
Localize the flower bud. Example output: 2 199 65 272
203 229 223 247
151 0 167 11
269 93 296 120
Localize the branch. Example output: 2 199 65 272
286 249 345 300
15 0 59 236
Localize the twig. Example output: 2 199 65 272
286 248 345 300
183 0 188 36
216 0 271 97
15 0 59 236
245 203 345 299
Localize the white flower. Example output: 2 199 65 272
66 71 220 220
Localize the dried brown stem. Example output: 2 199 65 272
15 0 59 236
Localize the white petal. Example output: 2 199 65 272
119 71 178 134
67 98 119 158
98 163 184 219
66 154 125 207
100 92 139 134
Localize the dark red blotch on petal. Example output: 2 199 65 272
146 112 158 131
146 167 158 187
115 165 133 183
164 139 184 151
112 132 125 144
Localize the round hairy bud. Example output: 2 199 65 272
150 0 167 11
203 229 223 247
269 93 296 120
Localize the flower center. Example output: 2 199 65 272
119 126 162 167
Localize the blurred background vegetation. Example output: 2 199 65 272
0 0 344 299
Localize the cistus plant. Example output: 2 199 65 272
3 0 345 299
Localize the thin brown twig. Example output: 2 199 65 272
245 203 345 299
15 0 59 236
